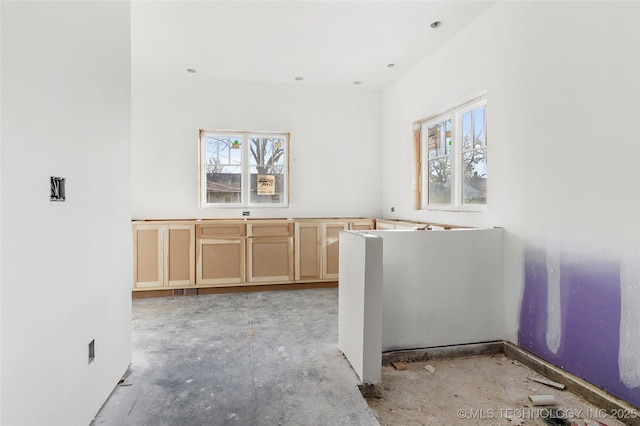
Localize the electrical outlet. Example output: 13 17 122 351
242 211 250 217
88 339 95 364
390 207 395 212
50 177 66 202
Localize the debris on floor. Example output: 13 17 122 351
424 364 436 374
117 369 133 387
358 383 383 399
529 394 556 406
391 362 406 371
505 413 524 425
365 354 627 426
530 376 566 390
541 408 569 425
236 328 257 350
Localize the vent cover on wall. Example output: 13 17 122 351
172 288 198 296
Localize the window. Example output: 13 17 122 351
200 130 289 208
415 95 487 211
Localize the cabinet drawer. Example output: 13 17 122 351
349 219 374 231
196 223 246 239
247 222 293 237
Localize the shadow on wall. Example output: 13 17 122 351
518 246 640 407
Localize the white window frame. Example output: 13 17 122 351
199 130 290 208
414 94 487 212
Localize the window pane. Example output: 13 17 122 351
204 136 242 204
427 123 440 159
206 166 241 204
462 111 472 150
416 97 486 211
427 120 451 158
204 136 241 167
428 157 451 205
444 120 452 154
463 149 487 205
249 137 286 204
474 106 485 147
427 119 451 159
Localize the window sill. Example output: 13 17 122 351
200 205 290 209
420 205 487 213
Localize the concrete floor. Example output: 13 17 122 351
91 288 378 426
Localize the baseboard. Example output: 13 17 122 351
132 281 338 299
381 340 639 425
382 341 504 364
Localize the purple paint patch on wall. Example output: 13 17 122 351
518 247 640 408
560 261 621 393
518 247 555 359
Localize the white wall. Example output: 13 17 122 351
131 74 383 220
0 2 3 421
338 231 383 384
1 2 132 425
382 0 640 406
373 229 504 351
382 0 639 340
0 1 2 423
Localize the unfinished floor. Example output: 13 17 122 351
92 288 632 426
368 354 628 426
91 288 377 426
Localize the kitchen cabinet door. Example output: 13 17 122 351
133 222 195 289
247 236 294 283
165 224 195 287
295 222 322 281
322 222 348 279
133 224 164 289
197 238 246 286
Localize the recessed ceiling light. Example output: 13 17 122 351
430 21 442 29
186 68 197 73
294 76 304 81
353 81 363 85
387 63 396 69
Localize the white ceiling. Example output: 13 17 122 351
131 1 495 92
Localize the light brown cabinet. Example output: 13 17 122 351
294 222 322 281
132 222 195 290
133 218 380 293
321 221 348 280
349 219 375 231
375 219 462 230
196 222 246 286
133 224 163 288
247 222 294 283
165 224 195 287
375 219 427 230
374 220 395 230
295 220 351 281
